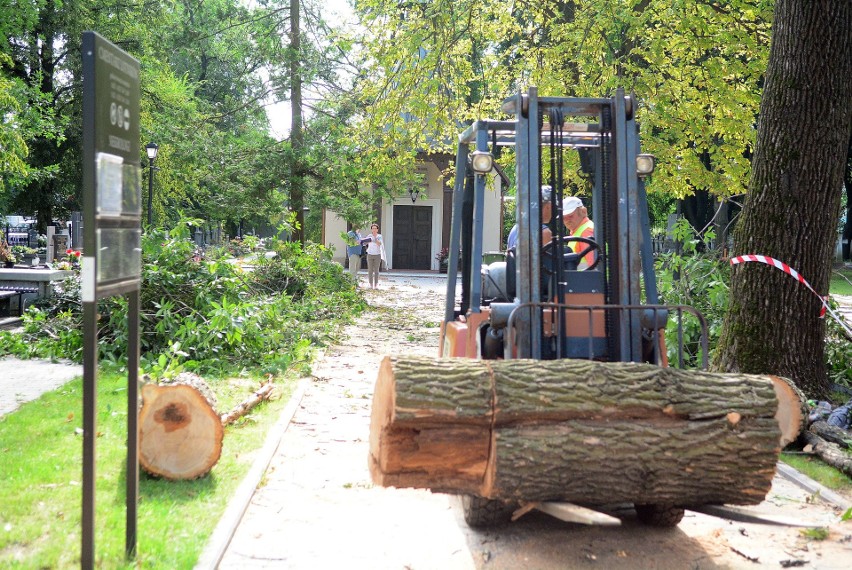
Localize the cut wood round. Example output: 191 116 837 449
139 380 223 480
369 356 805 507
767 374 807 447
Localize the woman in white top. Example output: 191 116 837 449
364 223 384 289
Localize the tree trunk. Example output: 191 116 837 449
714 1 852 398
289 0 305 244
843 134 852 261
139 377 223 480
370 356 804 507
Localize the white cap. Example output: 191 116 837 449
563 196 583 215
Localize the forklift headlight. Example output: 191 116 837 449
470 150 493 174
636 154 655 177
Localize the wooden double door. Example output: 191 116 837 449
392 205 432 270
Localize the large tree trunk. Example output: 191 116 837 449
370 356 804 507
843 134 852 261
714 1 852 398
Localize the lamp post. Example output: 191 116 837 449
145 142 159 227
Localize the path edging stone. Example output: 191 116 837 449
194 377 310 569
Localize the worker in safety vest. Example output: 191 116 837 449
562 196 595 270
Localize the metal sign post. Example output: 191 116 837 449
81 31 143 568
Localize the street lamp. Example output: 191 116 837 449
145 142 159 226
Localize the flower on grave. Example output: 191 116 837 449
65 248 82 263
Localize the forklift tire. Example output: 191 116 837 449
634 504 685 528
460 495 517 528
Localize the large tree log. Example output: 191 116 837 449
139 376 223 480
369 356 804 506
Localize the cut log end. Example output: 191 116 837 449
767 375 807 447
139 383 223 480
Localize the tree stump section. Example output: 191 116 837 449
369 356 804 507
139 378 223 480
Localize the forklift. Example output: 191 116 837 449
440 87 705 367
434 87 718 526
346 87 802 530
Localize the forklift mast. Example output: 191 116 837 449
442 87 680 364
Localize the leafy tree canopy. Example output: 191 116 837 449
343 0 773 202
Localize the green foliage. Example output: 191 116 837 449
0 54 29 193
800 527 830 541
824 305 852 392
348 0 773 201
0 219 365 377
656 218 730 367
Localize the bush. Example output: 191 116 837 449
656 219 729 368
825 302 852 393
0 219 365 377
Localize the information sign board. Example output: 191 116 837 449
80 31 143 569
83 31 143 295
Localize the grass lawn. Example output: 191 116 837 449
780 452 852 494
830 266 852 296
0 368 298 568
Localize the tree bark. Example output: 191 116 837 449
714 1 852 398
289 0 305 243
808 420 852 450
801 431 852 477
370 356 804 506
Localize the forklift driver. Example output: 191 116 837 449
562 196 595 270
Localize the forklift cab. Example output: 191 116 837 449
440 87 688 365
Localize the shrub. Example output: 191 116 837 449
1 219 364 377
656 219 729 368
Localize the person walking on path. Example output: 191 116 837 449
364 223 385 289
345 226 364 283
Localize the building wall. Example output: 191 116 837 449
323 158 503 270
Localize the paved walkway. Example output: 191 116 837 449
0 356 82 417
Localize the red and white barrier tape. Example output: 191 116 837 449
730 254 852 337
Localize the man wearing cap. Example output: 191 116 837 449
562 196 596 270
506 185 553 250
